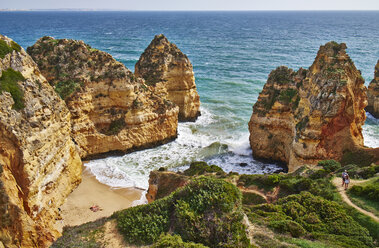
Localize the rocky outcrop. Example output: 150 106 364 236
135 34 200 121
0 35 82 247
249 42 378 172
28 37 179 159
366 60 379 118
146 170 189 203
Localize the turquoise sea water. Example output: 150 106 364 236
1 11 378 189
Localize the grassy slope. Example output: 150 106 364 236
51 162 379 248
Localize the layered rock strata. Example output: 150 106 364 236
0 35 82 248
366 60 379 118
135 34 200 121
249 42 378 172
28 37 179 158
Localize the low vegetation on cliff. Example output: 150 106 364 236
0 68 25 110
115 176 251 247
53 161 379 248
0 39 21 58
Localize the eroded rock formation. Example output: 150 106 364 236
146 170 189 203
0 35 82 248
366 60 379 118
135 34 200 121
28 37 179 159
249 42 379 172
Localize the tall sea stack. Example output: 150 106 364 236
249 42 379 172
366 60 379 118
0 35 82 247
135 34 201 121
28 37 179 159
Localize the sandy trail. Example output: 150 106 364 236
332 177 379 222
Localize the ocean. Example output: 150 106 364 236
1 11 378 189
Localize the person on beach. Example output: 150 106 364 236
344 173 350 190
342 170 348 187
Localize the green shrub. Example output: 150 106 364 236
0 40 13 58
0 68 25 110
54 80 83 100
152 234 209 248
0 40 21 59
268 220 306 238
336 164 379 179
318 160 341 173
341 150 375 167
349 179 379 203
242 192 267 205
106 118 125 135
359 166 378 179
342 203 379 243
115 196 172 245
115 177 251 247
183 161 224 176
247 192 373 247
278 88 298 104
238 174 281 192
309 169 329 179
10 41 21 53
51 217 108 248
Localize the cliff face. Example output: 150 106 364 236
366 60 379 118
0 35 82 247
28 37 179 159
135 34 200 121
249 42 374 172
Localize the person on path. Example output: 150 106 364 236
344 173 350 190
342 170 348 187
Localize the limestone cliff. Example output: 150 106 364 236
0 35 82 247
28 37 179 158
249 42 378 172
366 60 379 118
135 34 200 121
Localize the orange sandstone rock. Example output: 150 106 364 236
249 42 378 172
135 34 200 121
0 34 82 248
146 170 189 203
366 60 379 118
28 37 179 159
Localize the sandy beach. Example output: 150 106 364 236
55 168 144 232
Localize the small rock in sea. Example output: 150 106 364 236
239 163 248 167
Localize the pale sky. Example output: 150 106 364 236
2 0 379 10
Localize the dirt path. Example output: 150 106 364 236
332 177 379 222
240 188 268 201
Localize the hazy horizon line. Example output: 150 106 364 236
1 8 379 12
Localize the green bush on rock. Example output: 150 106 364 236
115 177 251 247
0 40 21 58
0 68 25 110
183 161 224 176
54 80 83 100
